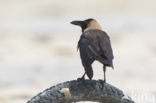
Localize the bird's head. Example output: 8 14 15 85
71 18 102 32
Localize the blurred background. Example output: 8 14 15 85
0 0 156 103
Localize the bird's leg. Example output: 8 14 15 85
81 73 86 79
103 65 106 83
77 73 86 81
99 65 107 89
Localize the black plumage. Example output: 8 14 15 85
71 18 114 83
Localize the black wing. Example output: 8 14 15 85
80 30 114 67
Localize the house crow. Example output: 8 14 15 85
71 18 114 83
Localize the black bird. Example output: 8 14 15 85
71 18 114 83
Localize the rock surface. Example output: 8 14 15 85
27 80 135 103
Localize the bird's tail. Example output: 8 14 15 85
99 58 114 69
111 62 114 69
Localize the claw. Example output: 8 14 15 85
77 73 86 81
99 79 106 89
77 77 85 81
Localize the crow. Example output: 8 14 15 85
71 18 114 83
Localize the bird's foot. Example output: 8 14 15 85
104 79 106 84
99 79 107 89
77 77 85 81
77 73 86 81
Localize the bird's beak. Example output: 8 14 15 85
70 20 84 26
